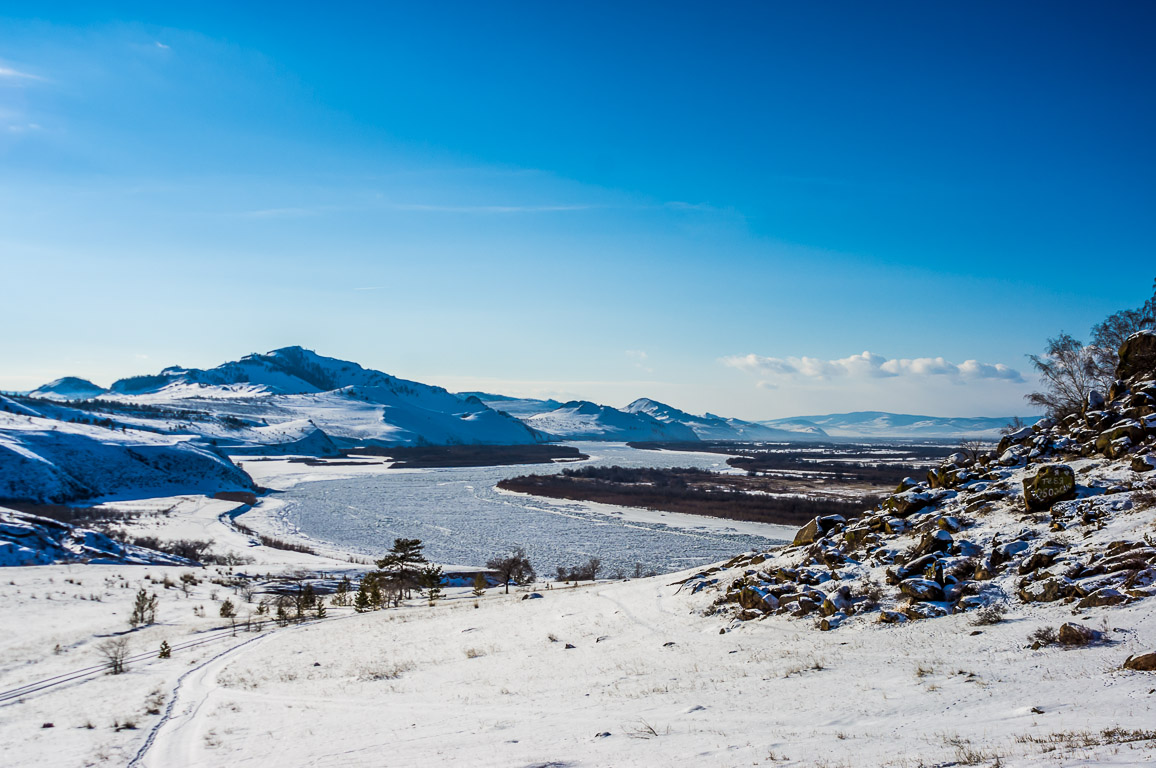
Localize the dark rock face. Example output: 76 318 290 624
1117 330 1156 380
1022 464 1076 511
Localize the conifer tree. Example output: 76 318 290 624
158 640 171 659
333 575 351 606
471 572 487 598
376 538 427 600
130 588 159 627
354 579 371 613
315 598 327 619
420 564 444 604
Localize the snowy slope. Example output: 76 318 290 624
525 400 700 441
0 411 253 503
28 377 107 401
762 410 1027 439
95 347 543 447
625 397 826 441
458 392 562 419
0 506 197 566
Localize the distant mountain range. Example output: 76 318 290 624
13 346 1027 457
760 411 1019 439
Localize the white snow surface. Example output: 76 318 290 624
625 397 826 441
0 411 253 503
526 400 699 441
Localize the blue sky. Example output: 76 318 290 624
1 2 1153 418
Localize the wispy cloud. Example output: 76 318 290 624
386 203 596 214
625 349 652 373
7 123 41 133
722 350 1024 383
155 42 170 50
0 66 44 82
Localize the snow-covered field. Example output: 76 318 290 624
2 444 1155 766
3 552 1154 768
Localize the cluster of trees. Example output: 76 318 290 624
499 468 871 526
354 538 444 611
1028 279 1156 417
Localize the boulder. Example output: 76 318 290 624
1123 652 1156 671
899 578 945 602
1132 454 1156 473
910 530 953 560
903 602 948 620
1057 622 1100 646
1078 587 1127 608
1019 577 1073 603
1023 464 1076 511
878 610 908 624
790 515 845 547
1116 330 1156 380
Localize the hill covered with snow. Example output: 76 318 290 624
0 407 254 503
762 410 1025 439
524 400 700 441
624 397 826 441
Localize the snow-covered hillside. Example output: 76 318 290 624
459 391 562 419
762 410 1027 439
525 400 700 441
30 347 544 449
0 506 196 566
0 409 253 503
625 397 826 441
28 377 107 401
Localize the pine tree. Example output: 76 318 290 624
130 588 159 627
333 576 351 607
354 579 371 613
315 598 327 619
376 538 427 600
276 603 290 626
301 583 316 609
158 640 171 659
471 572 487 598
420 564 444 604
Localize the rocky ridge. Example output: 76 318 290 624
692 331 1156 632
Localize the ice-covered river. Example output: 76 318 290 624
267 442 796 577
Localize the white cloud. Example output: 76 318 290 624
0 66 44 81
155 42 170 49
721 350 1024 383
625 349 652 372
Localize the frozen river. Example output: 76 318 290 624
265 442 797 577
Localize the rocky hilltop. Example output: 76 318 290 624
695 331 1156 637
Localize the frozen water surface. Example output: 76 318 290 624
272 442 794 576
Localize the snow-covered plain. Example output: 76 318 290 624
2 448 1154 766
3 553 1154 768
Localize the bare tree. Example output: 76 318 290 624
486 547 535 594
98 637 131 675
1088 309 1146 385
1026 333 1099 418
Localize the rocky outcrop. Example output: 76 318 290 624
701 331 1156 631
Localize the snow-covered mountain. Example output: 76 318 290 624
525 400 700 442
760 411 1027 439
29 377 107 401
0 407 254 503
624 398 826 441
458 392 562 419
97 347 544 448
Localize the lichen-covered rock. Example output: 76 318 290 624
1023 464 1076 510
